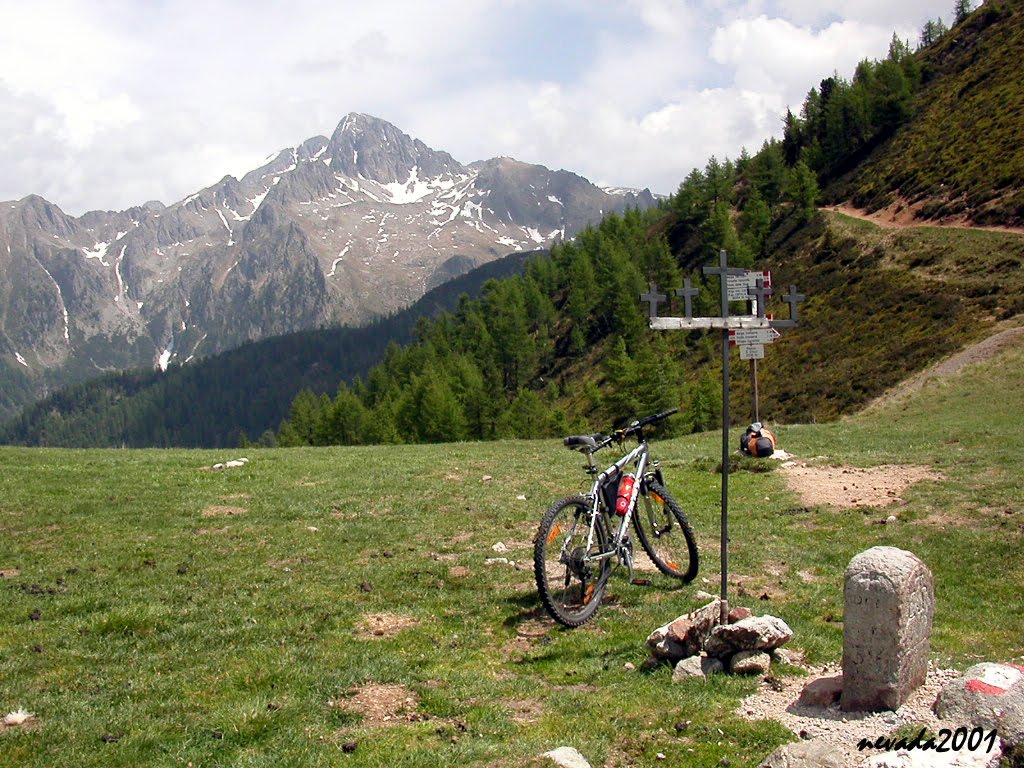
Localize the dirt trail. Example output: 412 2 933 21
862 316 1024 413
827 203 1024 235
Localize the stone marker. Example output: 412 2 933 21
841 546 934 712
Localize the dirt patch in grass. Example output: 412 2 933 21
201 505 247 518
779 463 942 509
506 698 544 724
0 569 21 578
356 612 419 639
330 683 421 726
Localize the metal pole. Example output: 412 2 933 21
719 262 731 626
721 328 730 624
751 358 760 423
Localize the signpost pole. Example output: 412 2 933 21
720 317 730 624
751 358 760 423
641 254 802 629
703 249 745 625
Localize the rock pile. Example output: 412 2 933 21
646 599 795 680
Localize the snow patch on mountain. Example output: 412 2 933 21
82 241 111 266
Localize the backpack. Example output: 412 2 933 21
740 422 776 457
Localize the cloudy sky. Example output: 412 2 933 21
1 0 953 215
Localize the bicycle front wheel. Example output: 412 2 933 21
633 480 698 582
534 496 611 627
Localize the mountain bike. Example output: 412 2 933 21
534 408 699 627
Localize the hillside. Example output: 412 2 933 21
0 251 535 448
826 1 1024 225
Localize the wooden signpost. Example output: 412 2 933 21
640 249 804 622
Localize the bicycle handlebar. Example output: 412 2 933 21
563 408 678 453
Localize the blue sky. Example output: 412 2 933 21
0 0 955 215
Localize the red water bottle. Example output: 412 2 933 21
615 474 635 516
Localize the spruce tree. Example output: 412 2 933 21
954 0 974 24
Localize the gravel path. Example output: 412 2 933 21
737 662 964 765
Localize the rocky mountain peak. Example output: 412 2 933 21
327 113 465 183
0 112 656 422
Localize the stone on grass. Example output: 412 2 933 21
646 599 722 662
672 654 724 682
934 662 1024 752
542 746 592 768
729 650 772 676
841 547 934 712
757 741 847 768
704 615 793 657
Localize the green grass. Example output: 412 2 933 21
2 337 1024 767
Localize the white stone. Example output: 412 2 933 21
542 746 592 768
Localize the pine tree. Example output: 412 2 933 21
686 372 722 433
954 0 974 24
739 189 772 259
703 201 748 265
497 389 549 438
564 248 598 351
781 109 803 166
784 160 820 222
603 336 638 420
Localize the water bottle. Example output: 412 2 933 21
615 474 635 516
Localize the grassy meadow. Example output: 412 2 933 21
1 336 1023 767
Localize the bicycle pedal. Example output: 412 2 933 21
630 578 652 586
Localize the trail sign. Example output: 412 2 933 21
727 270 771 302
639 250 803 623
729 328 781 347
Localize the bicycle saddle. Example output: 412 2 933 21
563 434 605 450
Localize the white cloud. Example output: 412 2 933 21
0 0 954 212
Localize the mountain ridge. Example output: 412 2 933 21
0 112 655 420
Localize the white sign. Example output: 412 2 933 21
651 316 771 331
739 344 764 360
729 327 781 346
726 271 771 302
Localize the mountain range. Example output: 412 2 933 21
0 113 654 419
5 1 1023 448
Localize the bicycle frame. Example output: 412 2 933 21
579 439 650 569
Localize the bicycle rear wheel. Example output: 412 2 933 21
534 496 611 627
633 479 698 582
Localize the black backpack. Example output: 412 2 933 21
740 422 776 457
